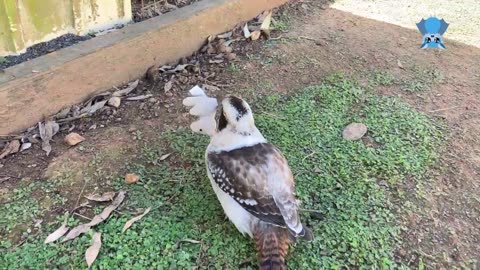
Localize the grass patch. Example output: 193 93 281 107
272 10 292 31
401 66 444 92
369 70 396 87
0 74 443 269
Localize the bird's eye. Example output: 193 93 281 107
426 37 431 43
434 37 440 43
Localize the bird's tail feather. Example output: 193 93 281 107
253 223 291 270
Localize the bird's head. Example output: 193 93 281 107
217 96 255 134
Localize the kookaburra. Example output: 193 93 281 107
205 96 313 269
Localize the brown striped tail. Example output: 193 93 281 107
253 223 291 270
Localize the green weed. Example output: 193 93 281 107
0 75 443 269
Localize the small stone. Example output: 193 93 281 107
315 40 325 46
0 140 20 159
64 132 85 146
378 180 388 187
108 97 121 108
225 53 237 61
125 173 139 184
145 65 159 82
217 44 228 53
342 123 367 141
148 97 157 103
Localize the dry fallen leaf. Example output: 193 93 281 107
0 140 20 159
108 96 121 108
202 84 220 92
171 64 191 73
39 120 60 156
125 173 139 184
85 191 116 202
159 65 172 72
260 10 273 32
164 2 178 10
173 239 201 249
113 80 139 97
85 232 101 268
62 191 126 242
62 224 90 242
209 59 224 64
125 94 152 101
87 191 126 226
243 23 252 38
164 81 173 93
217 31 232 39
45 215 69 244
122 207 151 233
81 100 107 114
206 44 217 54
250 31 261 41
223 39 235 47
160 64 192 74
55 107 71 119
257 10 269 21
65 132 85 146
159 153 172 161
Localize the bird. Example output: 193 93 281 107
205 95 313 270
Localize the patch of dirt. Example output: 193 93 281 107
1 0 479 268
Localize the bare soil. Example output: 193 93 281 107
1 0 479 268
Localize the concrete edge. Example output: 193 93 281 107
0 0 289 135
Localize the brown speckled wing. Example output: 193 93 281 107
207 143 301 233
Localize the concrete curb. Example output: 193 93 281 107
0 0 288 135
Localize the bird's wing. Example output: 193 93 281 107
207 143 303 235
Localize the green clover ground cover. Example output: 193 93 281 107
0 74 443 269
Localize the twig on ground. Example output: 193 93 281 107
73 180 88 211
57 113 89 123
429 106 460 113
73 212 92 221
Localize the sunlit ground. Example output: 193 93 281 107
332 0 480 47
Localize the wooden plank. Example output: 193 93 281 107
0 0 288 135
